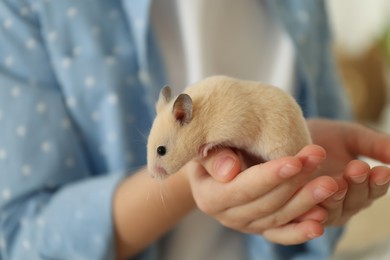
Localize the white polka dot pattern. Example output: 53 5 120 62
0 0 164 259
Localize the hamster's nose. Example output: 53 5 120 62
153 165 168 179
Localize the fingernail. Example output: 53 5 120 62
279 164 300 178
215 156 236 178
333 189 347 201
313 186 335 201
350 174 368 184
303 156 325 172
307 155 326 164
375 175 390 186
307 232 321 239
320 216 329 224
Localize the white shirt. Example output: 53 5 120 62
152 0 295 259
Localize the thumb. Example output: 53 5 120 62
199 148 241 183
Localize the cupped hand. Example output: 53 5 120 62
186 145 339 245
188 119 390 245
307 119 390 226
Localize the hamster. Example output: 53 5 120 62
147 75 312 179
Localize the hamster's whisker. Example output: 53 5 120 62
135 127 149 142
159 186 168 212
146 190 151 203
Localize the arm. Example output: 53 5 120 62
114 134 353 257
111 118 390 257
113 168 195 259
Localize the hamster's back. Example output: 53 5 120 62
184 76 311 160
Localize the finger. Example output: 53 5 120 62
346 123 390 163
199 148 242 182
228 144 326 206
262 220 324 245
186 160 231 214
266 176 338 225
220 156 303 207
193 145 325 218
343 160 370 212
294 206 328 224
295 144 327 172
320 177 348 226
216 147 327 224
187 156 302 215
238 176 337 232
200 144 325 184
369 166 390 199
295 177 348 226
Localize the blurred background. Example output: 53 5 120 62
326 0 390 259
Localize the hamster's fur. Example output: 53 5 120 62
147 76 311 178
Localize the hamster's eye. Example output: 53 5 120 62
157 146 167 156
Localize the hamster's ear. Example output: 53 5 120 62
172 94 192 125
155 85 172 113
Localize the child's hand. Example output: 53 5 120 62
187 145 338 245
306 119 390 226
316 161 390 226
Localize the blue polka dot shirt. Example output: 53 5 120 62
0 0 164 259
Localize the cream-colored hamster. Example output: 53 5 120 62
147 76 311 178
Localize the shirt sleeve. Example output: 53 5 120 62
0 1 137 259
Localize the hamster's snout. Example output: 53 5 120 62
152 165 168 179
